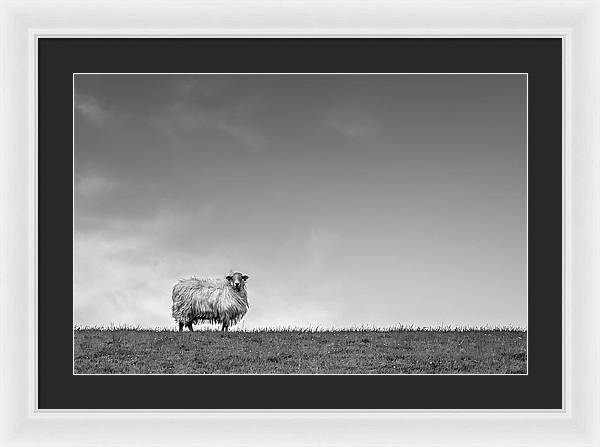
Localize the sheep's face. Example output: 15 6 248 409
226 272 248 291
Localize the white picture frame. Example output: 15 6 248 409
1 1 599 445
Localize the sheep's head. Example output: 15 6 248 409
226 271 248 291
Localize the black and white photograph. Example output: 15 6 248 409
73 73 527 375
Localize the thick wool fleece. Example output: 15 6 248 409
172 277 249 327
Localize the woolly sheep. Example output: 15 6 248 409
172 270 249 332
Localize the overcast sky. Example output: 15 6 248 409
74 74 527 330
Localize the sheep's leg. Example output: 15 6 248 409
178 322 184 332
221 322 228 332
186 322 194 332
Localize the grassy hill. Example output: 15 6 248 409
73 327 526 374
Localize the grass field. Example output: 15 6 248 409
74 326 527 374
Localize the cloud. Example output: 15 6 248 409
162 101 266 151
76 173 120 198
75 95 109 126
326 104 378 138
217 120 265 149
74 212 349 330
175 77 229 98
74 210 228 328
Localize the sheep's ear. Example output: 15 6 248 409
242 275 249 281
226 275 233 281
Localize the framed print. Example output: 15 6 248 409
1 0 600 446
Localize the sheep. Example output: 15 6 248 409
172 270 249 332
